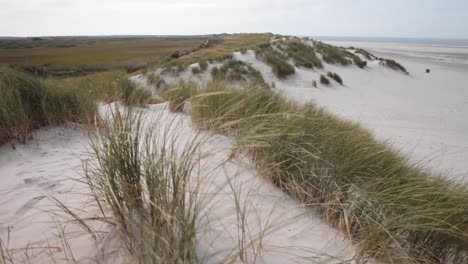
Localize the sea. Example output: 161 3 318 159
311 36 468 67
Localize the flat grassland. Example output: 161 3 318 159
0 36 209 75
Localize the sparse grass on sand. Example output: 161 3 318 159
163 80 468 263
255 45 295 79
211 59 266 85
84 109 202 263
315 42 367 68
164 33 272 69
380 58 409 74
320 74 330 85
327 71 343 85
284 40 323 69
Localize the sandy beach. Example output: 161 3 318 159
232 40 468 182
1 35 467 263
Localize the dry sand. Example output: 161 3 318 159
0 103 358 263
233 44 468 182
3 39 466 263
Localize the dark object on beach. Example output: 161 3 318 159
426 69 431 73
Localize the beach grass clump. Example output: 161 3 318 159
380 58 409 74
189 81 286 132
118 78 151 106
256 47 295 78
316 42 366 68
85 109 201 263
327 72 343 85
315 42 351 65
355 48 374 60
191 66 201 74
211 60 265 84
0 66 98 146
353 57 367 69
320 74 330 85
285 41 323 69
147 73 166 90
162 80 199 112
199 60 208 72
172 81 468 263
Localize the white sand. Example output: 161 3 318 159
0 103 359 263
4 39 466 263
0 124 126 263
126 103 359 263
233 46 468 182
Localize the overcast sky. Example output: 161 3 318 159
1 0 467 38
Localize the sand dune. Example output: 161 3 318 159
232 47 468 182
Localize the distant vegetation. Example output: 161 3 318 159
380 58 409 74
354 48 374 60
315 42 366 68
211 60 265 84
164 33 272 69
284 40 323 69
0 36 209 77
320 74 330 85
327 71 343 85
255 45 295 78
191 66 201 74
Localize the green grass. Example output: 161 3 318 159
315 42 366 68
284 40 323 69
85 109 202 263
0 66 97 146
162 80 199 112
0 36 207 76
165 33 272 69
355 49 374 60
327 72 343 85
256 47 295 78
163 80 468 263
211 60 265 85
147 72 167 90
320 74 330 85
380 58 409 74
191 66 201 74
0 67 154 146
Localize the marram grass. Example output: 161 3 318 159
85 109 203 263
164 80 468 263
0 67 152 147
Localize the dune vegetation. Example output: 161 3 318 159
2 33 456 263
163 80 468 263
284 40 323 69
255 44 296 78
0 36 210 77
0 67 153 147
84 109 203 263
380 58 409 74
211 59 265 84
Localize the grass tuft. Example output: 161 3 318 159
380 58 409 74
327 72 343 85
320 74 330 85
255 46 295 78
284 40 323 69
85 109 202 263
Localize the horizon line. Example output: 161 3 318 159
0 33 467 40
